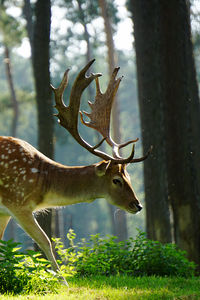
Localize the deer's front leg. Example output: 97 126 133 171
6 205 59 272
0 215 11 240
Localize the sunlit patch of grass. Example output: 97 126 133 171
67 276 200 299
1 276 199 300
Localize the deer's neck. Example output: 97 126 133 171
40 162 104 208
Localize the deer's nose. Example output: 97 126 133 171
136 203 143 211
129 202 143 212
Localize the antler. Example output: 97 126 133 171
80 67 140 160
51 59 150 164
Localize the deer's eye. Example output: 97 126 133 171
112 176 123 188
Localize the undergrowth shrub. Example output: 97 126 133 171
54 230 196 278
0 240 59 295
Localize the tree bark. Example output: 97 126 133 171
99 0 127 241
23 0 33 50
129 0 172 243
32 0 54 159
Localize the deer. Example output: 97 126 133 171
0 59 151 280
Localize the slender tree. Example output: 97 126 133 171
23 0 54 242
0 8 23 137
4 47 19 137
0 2 25 242
99 0 128 241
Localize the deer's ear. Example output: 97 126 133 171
95 161 111 176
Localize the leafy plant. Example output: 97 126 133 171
128 231 196 277
54 229 196 278
0 239 27 294
0 239 59 295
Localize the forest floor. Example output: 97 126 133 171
0 276 200 299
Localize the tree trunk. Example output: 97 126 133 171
99 0 127 241
4 45 19 138
3 46 19 243
129 0 172 243
32 0 54 244
160 1 200 268
130 0 200 269
23 0 33 50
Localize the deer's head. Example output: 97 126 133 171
95 161 142 213
51 59 151 214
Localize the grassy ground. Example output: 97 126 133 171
0 276 200 300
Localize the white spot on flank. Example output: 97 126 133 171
31 168 39 173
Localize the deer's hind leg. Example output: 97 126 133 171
0 216 11 240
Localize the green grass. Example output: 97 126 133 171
0 276 200 300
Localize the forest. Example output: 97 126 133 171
1 0 200 284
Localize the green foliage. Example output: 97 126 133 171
0 239 27 294
0 5 24 47
0 240 59 295
129 232 196 277
53 229 196 278
60 0 119 29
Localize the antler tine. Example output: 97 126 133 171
118 138 139 150
50 69 70 107
130 145 153 163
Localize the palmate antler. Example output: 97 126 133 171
51 59 151 164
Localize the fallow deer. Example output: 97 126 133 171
0 59 151 278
